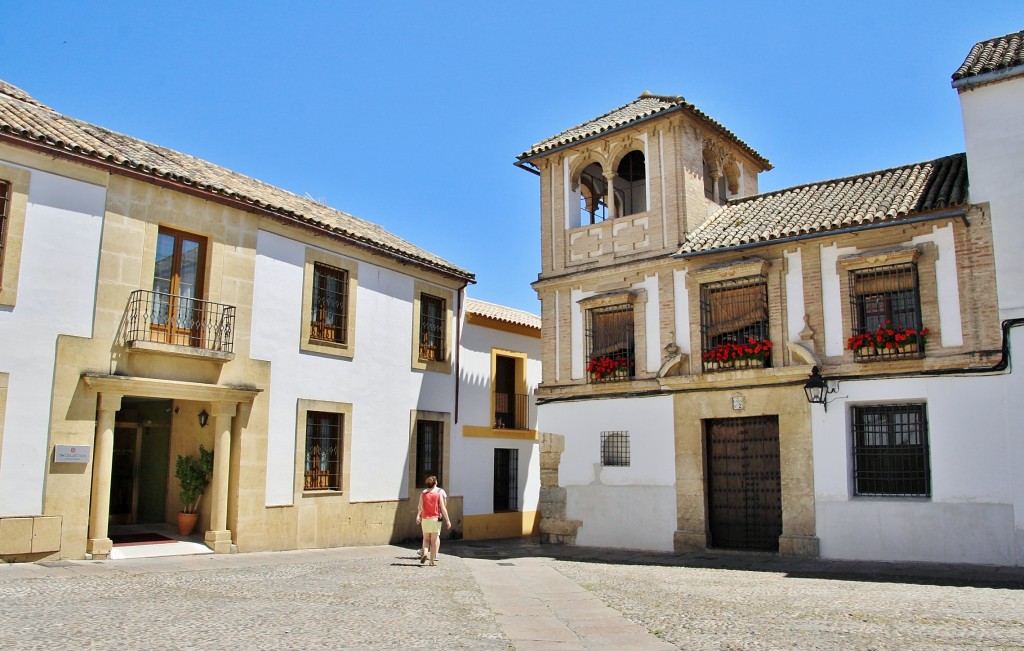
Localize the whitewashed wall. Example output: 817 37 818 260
0 165 105 515
457 319 541 516
538 396 677 551
251 230 456 506
959 73 1024 319
812 340 1024 565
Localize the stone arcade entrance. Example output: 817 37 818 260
81 374 259 559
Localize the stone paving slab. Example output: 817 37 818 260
2 538 1024 649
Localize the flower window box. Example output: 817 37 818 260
702 339 773 373
848 323 928 361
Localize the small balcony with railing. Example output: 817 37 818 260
123 289 236 362
493 392 532 431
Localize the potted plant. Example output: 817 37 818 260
175 445 213 535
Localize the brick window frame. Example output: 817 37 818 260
688 258 779 374
577 289 646 382
838 245 940 363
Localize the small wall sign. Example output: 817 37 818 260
731 394 745 411
54 445 90 463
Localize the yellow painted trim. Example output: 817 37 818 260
466 312 541 339
463 425 539 440
463 511 539 540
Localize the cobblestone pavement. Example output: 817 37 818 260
2 539 1023 650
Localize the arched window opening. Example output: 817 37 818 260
579 163 608 225
703 158 716 200
614 150 646 216
703 156 730 206
724 160 741 196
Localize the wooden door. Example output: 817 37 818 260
109 425 140 525
152 227 206 346
705 416 782 551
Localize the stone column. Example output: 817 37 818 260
537 432 581 544
204 401 236 553
87 392 122 559
603 171 618 221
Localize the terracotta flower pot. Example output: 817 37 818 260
177 511 199 536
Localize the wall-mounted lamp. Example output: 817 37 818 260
803 366 838 411
198 409 209 428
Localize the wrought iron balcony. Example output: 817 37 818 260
124 289 235 355
494 392 531 430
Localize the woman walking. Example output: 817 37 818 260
416 475 451 566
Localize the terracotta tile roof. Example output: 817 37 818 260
952 29 1024 81
676 153 969 255
0 80 473 281
517 92 772 170
465 298 541 330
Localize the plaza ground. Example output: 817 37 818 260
2 538 1022 650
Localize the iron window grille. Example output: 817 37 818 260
586 304 635 383
849 263 924 361
419 294 445 362
852 404 930 497
311 262 348 344
700 276 770 371
304 411 343 491
601 431 630 467
416 419 443 488
493 448 519 512
0 180 9 267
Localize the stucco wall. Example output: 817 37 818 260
537 396 676 551
457 320 541 517
813 343 1024 565
0 163 105 516
959 74 1024 319
251 229 456 506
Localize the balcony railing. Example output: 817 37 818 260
124 289 236 354
494 392 531 430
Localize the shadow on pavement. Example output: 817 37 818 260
440 537 1024 590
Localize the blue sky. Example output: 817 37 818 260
4 3 1022 313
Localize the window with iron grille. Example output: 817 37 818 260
419 294 445 362
310 262 348 344
586 304 634 382
601 431 630 467
848 263 924 361
304 411 343 491
493 448 519 512
700 276 771 370
0 180 9 268
852 404 930 497
416 419 443 488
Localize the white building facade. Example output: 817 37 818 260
0 78 540 562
